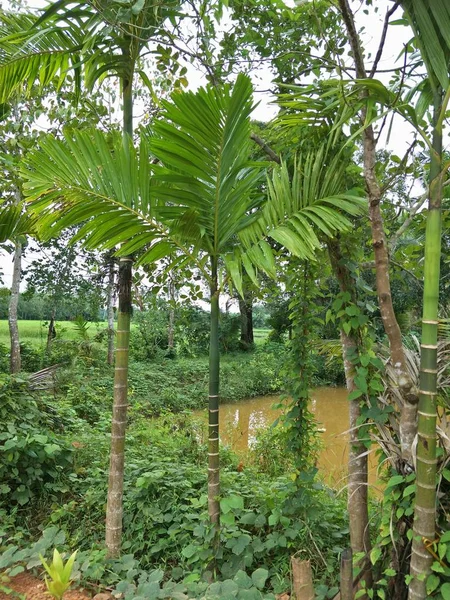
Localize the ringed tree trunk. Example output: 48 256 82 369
408 92 443 600
338 0 418 466
105 55 134 558
328 240 372 591
105 256 133 557
9 240 22 373
106 253 116 366
208 258 220 529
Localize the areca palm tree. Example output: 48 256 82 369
1 0 181 557
22 74 365 531
399 2 450 599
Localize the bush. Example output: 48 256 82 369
19 342 42 372
0 377 74 506
0 343 9 373
312 353 345 386
130 309 169 361
175 306 210 357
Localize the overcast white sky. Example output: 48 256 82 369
0 0 432 289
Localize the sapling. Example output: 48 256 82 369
40 549 77 600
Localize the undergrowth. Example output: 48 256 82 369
0 365 347 599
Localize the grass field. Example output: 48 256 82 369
0 320 107 348
254 328 271 345
0 320 271 348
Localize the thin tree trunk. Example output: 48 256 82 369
9 240 22 373
105 256 132 557
106 254 116 366
239 291 254 346
328 240 372 592
338 0 418 466
341 329 371 558
208 258 220 528
408 91 443 600
168 275 175 350
46 310 56 352
105 50 134 558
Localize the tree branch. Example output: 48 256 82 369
389 177 450 252
250 133 281 164
369 1 401 78
380 139 418 195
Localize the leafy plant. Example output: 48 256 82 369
40 548 78 600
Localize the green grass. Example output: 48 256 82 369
0 320 108 347
0 321 271 349
254 328 270 345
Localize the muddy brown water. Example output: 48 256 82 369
194 387 380 490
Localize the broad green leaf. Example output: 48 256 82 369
251 568 268 590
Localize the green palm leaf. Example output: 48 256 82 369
0 9 84 102
0 0 178 103
21 128 181 261
149 73 265 258
401 0 450 90
0 202 35 244
239 147 366 263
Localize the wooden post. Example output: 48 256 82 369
340 548 353 600
291 557 314 600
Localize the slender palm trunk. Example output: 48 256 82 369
338 0 418 466
106 253 116 366
105 256 132 556
408 92 443 600
328 240 372 592
208 258 220 528
105 54 134 558
9 240 22 373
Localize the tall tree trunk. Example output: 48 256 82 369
105 256 132 557
238 290 254 346
338 0 418 466
9 240 22 373
408 91 443 600
168 275 175 350
105 50 134 558
328 240 372 592
9 185 24 374
208 258 220 528
106 253 116 366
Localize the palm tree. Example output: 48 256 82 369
22 74 365 533
399 2 450 598
1 0 181 557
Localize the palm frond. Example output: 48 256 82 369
22 129 177 260
0 8 84 102
149 73 266 256
0 202 35 244
239 147 366 262
401 0 450 91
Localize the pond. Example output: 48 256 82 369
194 387 380 490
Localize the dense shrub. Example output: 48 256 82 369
130 309 169 361
0 343 9 373
312 353 345 387
0 377 74 506
19 342 42 372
